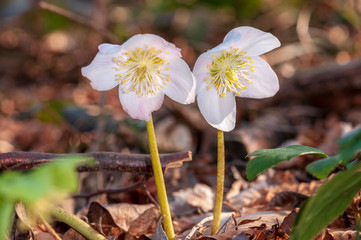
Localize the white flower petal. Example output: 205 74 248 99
192 51 213 93
119 90 164 121
162 58 196 104
98 43 123 54
122 34 181 59
237 56 279 99
81 52 120 91
197 86 236 132
223 26 280 56
207 26 280 56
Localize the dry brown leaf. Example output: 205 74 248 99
328 229 361 240
280 210 297 235
171 184 214 216
267 225 289 240
269 191 308 208
189 210 289 240
127 206 161 237
63 228 86 240
314 229 334 240
197 230 241 240
235 229 258 240
86 201 124 239
152 217 168 240
225 178 248 201
253 230 267 240
102 203 154 231
87 202 119 226
236 217 262 228
228 211 289 234
173 217 195 235
226 177 268 210
34 232 57 240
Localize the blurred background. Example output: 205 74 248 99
0 0 361 188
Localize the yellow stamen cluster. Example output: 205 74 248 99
113 45 171 97
206 47 255 97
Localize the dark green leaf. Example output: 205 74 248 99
246 145 328 181
306 155 341 179
291 161 361 240
338 127 361 164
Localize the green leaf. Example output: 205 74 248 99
0 156 84 203
338 127 361 164
246 145 328 181
34 156 84 193
0 156 91 239
0 199 14 240
291 161 361 240
306 155 342 179
42 10 70 33
37 101 68 124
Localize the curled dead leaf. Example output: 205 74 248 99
127 206 161 238
101 203 154 231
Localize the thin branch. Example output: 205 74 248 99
37 1 118 43
40 216 62 240
73 176 146 199
0 151 192 174
144 187 159 207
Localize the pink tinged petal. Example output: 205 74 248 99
162 58 196 104
98 43 123 54
197 86 236 132
122 34 181 59
192 51 214 93
237 56 279 99
81 52 120 91
118 90 164 121
222 26 281 56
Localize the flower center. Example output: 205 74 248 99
206 47 255 97
113 46 171 97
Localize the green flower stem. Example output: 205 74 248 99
211 129 225 235
146 114 175 240
51 206 107 240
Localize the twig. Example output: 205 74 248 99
40 216 62 240
232 214 238 230
296 5 317 55
37 1 118 43
185 215 213 240
73 176 146 199
223 201 240 213
184 212 234 239
217 214 234 234
0 151 192 173
144 186 159 207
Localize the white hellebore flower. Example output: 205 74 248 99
193 27 281 132
82 34 196 121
